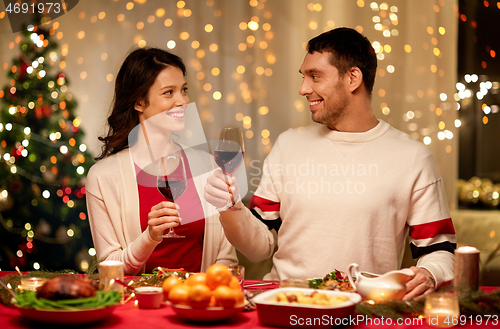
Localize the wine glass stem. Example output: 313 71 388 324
223 173 235 206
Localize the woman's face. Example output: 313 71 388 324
135 66 189 132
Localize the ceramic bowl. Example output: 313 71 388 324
168 301 247 322
253 288 361 328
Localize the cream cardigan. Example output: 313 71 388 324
86 148 237 275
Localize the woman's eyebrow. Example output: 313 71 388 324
159 82 187 90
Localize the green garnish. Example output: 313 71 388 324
14 290 121 310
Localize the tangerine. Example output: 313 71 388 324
213 285 237 307
188 283 212 308
168 284 190 305
185 273 207 287
206 264 232 290
208 293 217 307
162 276 182 299
234 289 245 306
229 276 241 290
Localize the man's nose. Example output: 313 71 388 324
299 79 312 96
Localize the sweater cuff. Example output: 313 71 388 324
144 229 164 244
218 204 248 229
416 250 454 287
124 230 161 274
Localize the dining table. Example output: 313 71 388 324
0 271 498 329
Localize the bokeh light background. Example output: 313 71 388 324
0 0 458 207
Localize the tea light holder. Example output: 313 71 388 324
424 293 460 328
19 277 48 291
454 246 480 294
98 260 124 295
228 264 245 289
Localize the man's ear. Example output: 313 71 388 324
134 99 146 112
347 67 363 92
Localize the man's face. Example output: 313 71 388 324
299 51 349 128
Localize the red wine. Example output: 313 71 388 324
214 151 244 174
157 179 187 202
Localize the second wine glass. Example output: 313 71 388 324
214 127 245 210
157 155 187 238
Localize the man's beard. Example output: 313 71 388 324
311 82 349 128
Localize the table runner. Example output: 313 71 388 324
0 272 497 328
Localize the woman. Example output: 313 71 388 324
86 48 237 275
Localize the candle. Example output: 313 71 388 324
98 260 124 295
454 246 480 293
20 277 48 291
424 293 460 328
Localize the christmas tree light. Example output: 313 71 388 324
0 16 94 272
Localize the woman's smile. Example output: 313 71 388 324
166 110 185 120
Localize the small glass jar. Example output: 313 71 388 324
228 264 245 289
424 292 460 328
20 277 48 291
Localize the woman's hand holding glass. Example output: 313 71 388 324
147 201 181 241
156 155 187 238
204 169 241 210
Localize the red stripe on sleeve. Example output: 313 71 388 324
249 195 280 212
409 218 455 240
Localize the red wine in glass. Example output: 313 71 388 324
215 128 245 210
157 179 187 202
156 155 187 238
214 150 244 175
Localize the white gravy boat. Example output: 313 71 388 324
347 263 415 300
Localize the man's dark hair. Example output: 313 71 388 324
307 27 377 95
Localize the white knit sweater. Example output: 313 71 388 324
221 120 455 286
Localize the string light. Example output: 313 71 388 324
2 0 484 270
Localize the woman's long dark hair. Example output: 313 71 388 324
96 47 186 160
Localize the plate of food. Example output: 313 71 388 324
307 269 356 291
169 301 247 322
163 264 250 322
16 304 119 325
13 275 121 324
253 288 361 328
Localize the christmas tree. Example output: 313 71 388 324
0 16 95 272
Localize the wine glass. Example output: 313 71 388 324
157 155 187 238
214 127 245 210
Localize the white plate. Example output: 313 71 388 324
16 305 118 324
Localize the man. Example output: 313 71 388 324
204 27 456 299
